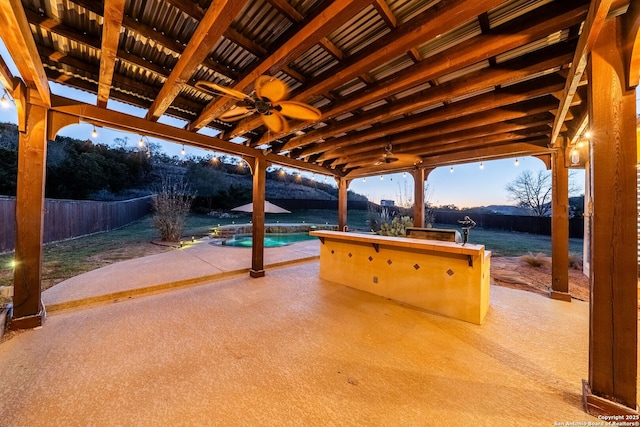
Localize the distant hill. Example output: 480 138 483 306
0 122 369 208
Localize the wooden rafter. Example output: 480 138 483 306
0 0 50 106
97 0 126 108
187 0 375 131
0 54 14 91
145 0 249 121
549 0 613 147
283 41 575 153
254 0 589 148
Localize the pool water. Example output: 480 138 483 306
223 233 316 247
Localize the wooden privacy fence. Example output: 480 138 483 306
0 196 153 253
433 210 584 238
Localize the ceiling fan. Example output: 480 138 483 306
195 76 321 133
372 142 422 168
375 143 400 165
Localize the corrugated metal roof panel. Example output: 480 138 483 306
328 4 388 56
418 19 482 60
234 0 292 50
388 0 441 24
488 0 555 28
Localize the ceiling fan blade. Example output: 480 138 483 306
195 81 248 101
219 106 254 122
276 101 321 121
255 75 288 102
262 111 289 133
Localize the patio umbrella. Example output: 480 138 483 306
231 201 291 214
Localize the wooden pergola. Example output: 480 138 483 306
0 0 637 416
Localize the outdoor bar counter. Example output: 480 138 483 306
309 230 491 324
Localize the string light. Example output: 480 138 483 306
1 91 9 109
181 145 186 156
91 126 98 138
584 130 592 139
514 158 519 166
380 175 383 180
402 172 406 178
450 166 454 173
479 162 484 170
212 152 219 163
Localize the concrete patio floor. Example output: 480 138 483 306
0 240 636 426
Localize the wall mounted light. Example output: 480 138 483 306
571 148 580 165
0 90 10 108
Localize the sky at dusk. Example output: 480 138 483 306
0 39 589 208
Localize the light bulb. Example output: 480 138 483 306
584 130 592 139
571 149 580 165
91 126 98 138
479 162 484 170
403 172 406 178
450 167 454 173
138 137 144 147
363 177 366 182
181 145 185 156
1 94 8 108
380 175 383 180
514 158 519 166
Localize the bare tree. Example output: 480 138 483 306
505 169 552 216
505 169 581 217
152 175 196 241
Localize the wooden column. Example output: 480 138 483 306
584 17 638 415
337 178 350 231
12 86 48 329
550 141 570 301
412 168 425 228
250 157 267 278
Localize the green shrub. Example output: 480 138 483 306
378 216 413 237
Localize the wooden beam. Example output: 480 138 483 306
97 0 126 108
250 157 267 278
622 0 640 88
0 0 51 106
585 16 638 414
244 0 588 142
12 85 47 328
0 54 15 91
282 41 576 152
188 0 373 131
412 168 425 227
337 178 350 231
373 0 397 28
266 0 304 22
50 94 338 177
145 0 248 121
549 0 613 147
550 138 570 301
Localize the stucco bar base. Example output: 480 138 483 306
310 231 491 325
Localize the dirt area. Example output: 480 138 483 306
491 256 590 301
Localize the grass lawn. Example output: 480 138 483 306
0 210 583 290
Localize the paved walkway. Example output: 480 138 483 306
42 238 320 312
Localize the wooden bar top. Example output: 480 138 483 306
309 230 485 256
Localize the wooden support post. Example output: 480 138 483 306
250 157 267 278
412 169 425 228
12 86 48 329
550 140 571 301
584 17 638 415
337 178 350 231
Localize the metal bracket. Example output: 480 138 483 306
372 243 379 253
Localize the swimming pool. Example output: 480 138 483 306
222 233 316 248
